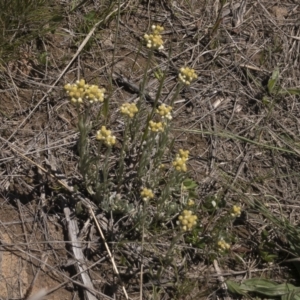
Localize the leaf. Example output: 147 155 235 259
240 278 277 292
226 280 249 297
262 95 271 106
267 67 280 94
282 289 300 300
50 14 64 22
154 69 164 80
278 88 300 96
227 278 300 299
257 283 300 297
84 11 96 21
102 97 109 119
183 178 198 190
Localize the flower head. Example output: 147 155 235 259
141 188 154 201
187 199 195 206
159 164 165 170
144 25 164 51
217 239 230 252
96 126 116 147
156 104 172 120
179 149 189 160
231 205 241 217
84 85 106 103
177 210 197 231
64 79 106 104
173 149 189 172
151 24 164 35
64 79 87 104
149 120 164 132
120 102 138 118
178 67 197 85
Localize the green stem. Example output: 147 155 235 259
117 119 130 189
102 146 112 199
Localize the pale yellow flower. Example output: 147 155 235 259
149 120 164 132
64 79 87 104
231 205 241 217
144 25 164 51
177 209 197 231
173 149 189 172
187 199 195 206
156 104 172 120
64 79 106 104
217 239 230 251
96 126 116 147
178 67 197 85
84 85 106 103
120 102 138 118
141 188 154 201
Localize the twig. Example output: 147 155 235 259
112 72 158 105
139 224 145 300
88 208 129 300
44 256 112 299
64 207 97 300
208 99 217 173
24 254 48 300
213 259 230 300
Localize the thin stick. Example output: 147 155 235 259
139 225 144 300
64 207 97 300
44 256 111 298
88 208 129 300
24 254 48 300
213 259 230 300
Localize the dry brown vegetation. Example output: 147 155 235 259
1 0 300 299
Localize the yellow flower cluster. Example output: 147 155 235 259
231 205 241 217
156 104 172 120
159 164 165 170
149 120 164 132
96 126 116 147
178 67 197 85
187 199 195 206
217 239 230 251
120 102 138 118
173 149 189 172
64 79 106 104
144 25 164 51
177 210 197 231
85 84 106 103
141 188 154 201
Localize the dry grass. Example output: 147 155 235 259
1 0 300 299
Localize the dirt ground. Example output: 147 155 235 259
0 198 72 299
1 0 300 299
